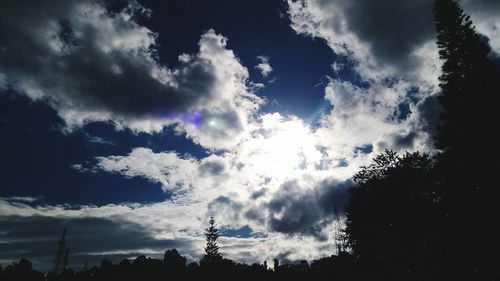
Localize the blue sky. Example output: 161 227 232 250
1 0 336 205
1 0 499 270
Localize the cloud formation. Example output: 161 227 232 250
3 0 499 271
264 179 350 239
0 193 339 270
290 0 435 73
64 114 353 260
255 56 273 78
94 148 199 192
287 0 499 78
0 0 263 149
0 215 192 270
285 0 500 159
63 94 440 266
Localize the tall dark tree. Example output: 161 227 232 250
434 0 500 173
434 1 500 279
202 216 221 263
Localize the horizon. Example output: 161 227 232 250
1 0 499 273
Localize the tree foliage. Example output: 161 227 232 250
434 0 500 171
346 151 440 280
163 248 187 271
434 1 499 279
342 2 500 280
202 216 221 263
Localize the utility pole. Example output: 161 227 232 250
63 247 70 271
52 228 68 274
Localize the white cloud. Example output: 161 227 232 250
284 0 499 163
96 148 199 192
286 0 499 81
88 113 339 203
0 0 263 150
255 56 273 78
0 189 339 268
287 0 440 82
3 0 498 270
285 0 450 161
54 113 352 264
64 78 443 262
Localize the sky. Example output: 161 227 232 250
1 0 499 271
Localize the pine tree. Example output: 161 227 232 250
434 1 500 279
434 0 500 173
202 216 221 263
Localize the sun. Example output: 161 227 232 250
239 114 323 182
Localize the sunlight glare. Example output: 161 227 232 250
241 114 322 183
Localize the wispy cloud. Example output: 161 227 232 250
255 56 273 78
84 132 115 145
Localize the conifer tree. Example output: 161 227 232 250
202 216 221 263
434 0 500 173
434 1 500 279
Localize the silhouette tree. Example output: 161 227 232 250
0 252 362 281
2 259 44 281
434 0 500 172
433 1 500 279
164 248 186 267
164 248 187 276
202 216 221 263
345 150 441 280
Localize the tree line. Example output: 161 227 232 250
1 0 499 280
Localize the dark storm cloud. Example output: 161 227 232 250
0 215 192 271
292 0 499 72
0 0 217 128
348 0 500 68
344 0 435 70
263 180 351 239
